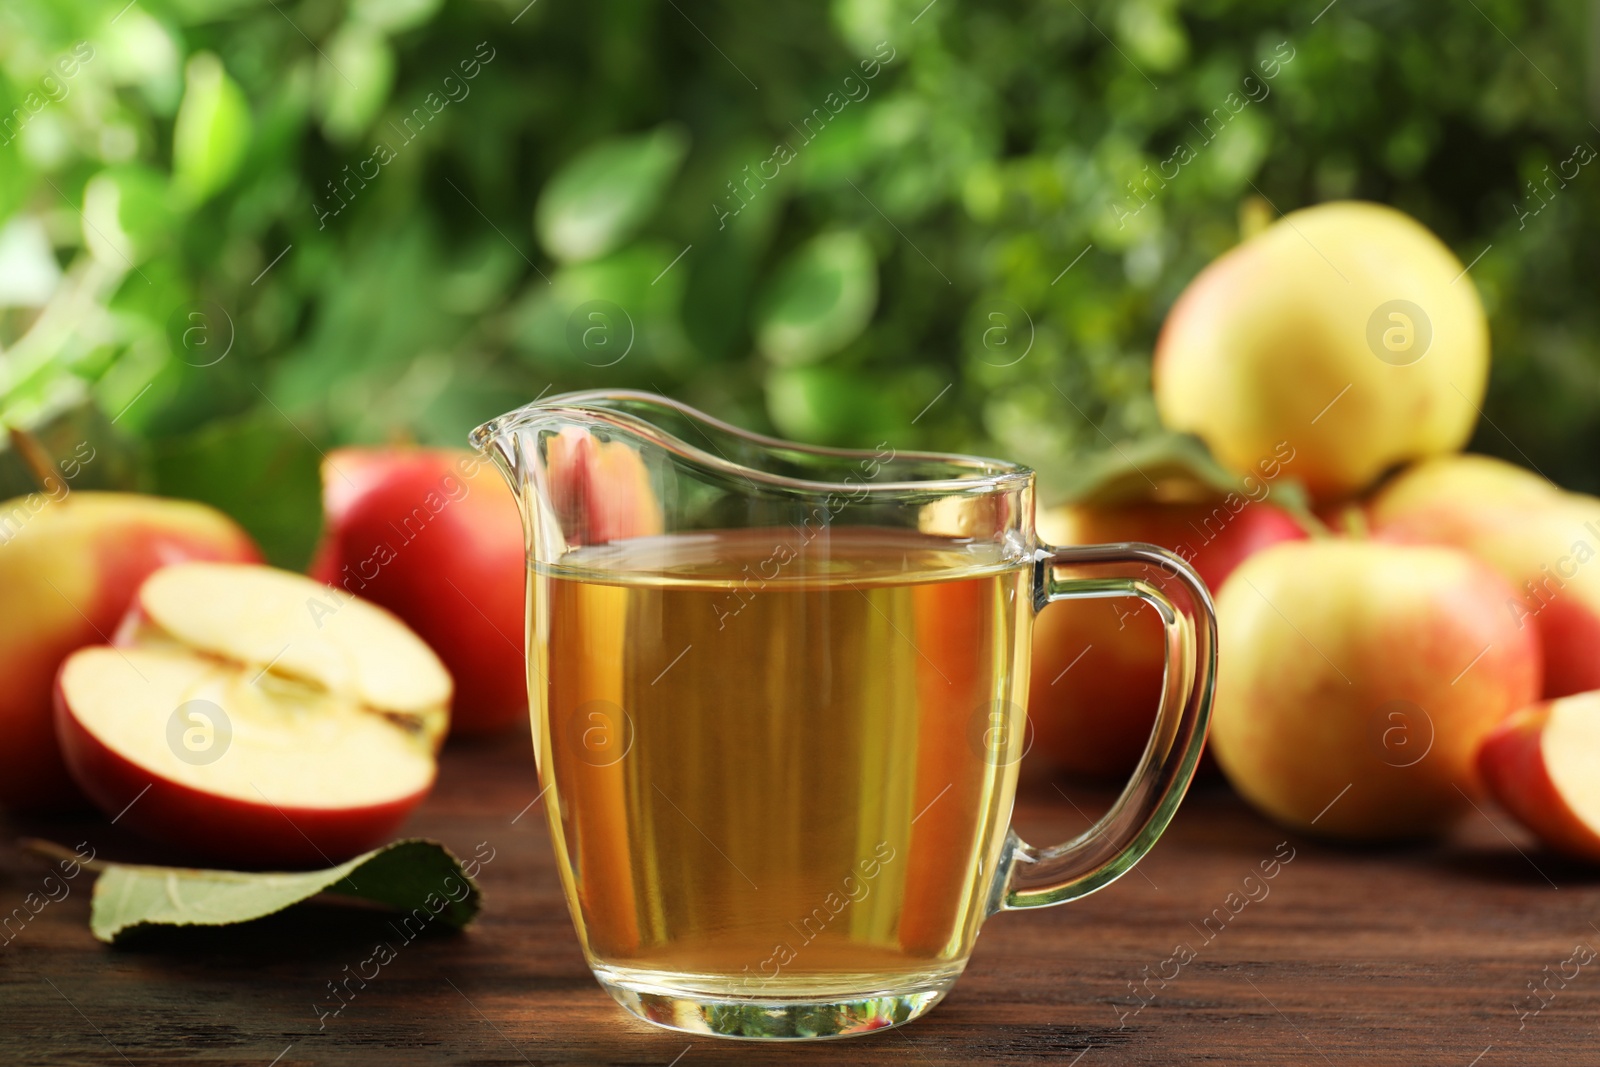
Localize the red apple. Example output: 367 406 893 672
309 448 527 735
1030 499 1307 776
1479 693 1600 862
56 562 450 867
542 426 665 547
1370 455 1600 699
1211 540 1541 839
0 491 259 810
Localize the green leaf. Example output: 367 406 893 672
151 408 324 568
0 136 31 225
315 23 396 145
510 242 690 372
535 124 688 263
1116 1 1189 72
81 164 173 267
765 363 901 446
23 838 483 945
100 10 183 114
172 52 253 204
0 215 61 307
754 231 877 366
1054 431 1318 530
351 0 443 33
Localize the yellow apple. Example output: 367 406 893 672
1369 453 1560 516
1154 201 1488 502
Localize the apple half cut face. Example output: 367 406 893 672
1479 693 1600 863
55 563 452 868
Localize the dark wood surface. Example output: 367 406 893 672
3 729 1595 1067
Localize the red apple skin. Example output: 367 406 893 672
1479 701 1600 863
543 426 665 546
309 448 526 735
54 673 428 869
1030 500 1307 777
0 493 259 811
1536 597 1600 700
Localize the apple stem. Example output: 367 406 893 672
18 837 108 874
1288 506 1334 540
1332 505 1370 540
1238 196 1273 241
6 428 65 498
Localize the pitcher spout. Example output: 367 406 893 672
470 389 1034 564
471 395 668 559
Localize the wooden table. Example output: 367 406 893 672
3 729 1593 1066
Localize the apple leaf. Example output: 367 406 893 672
754 230 878 367
173 52 253 205
1053 431 1322 532
535 124 688 263
25 838 481 945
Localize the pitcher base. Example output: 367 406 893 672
593 965 956 1040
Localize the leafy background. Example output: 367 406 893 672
0 0 1591 565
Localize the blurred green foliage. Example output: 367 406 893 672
0 0 1593 564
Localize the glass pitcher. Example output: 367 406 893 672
472 390 1215 1041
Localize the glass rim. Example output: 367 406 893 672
471 388 1035 497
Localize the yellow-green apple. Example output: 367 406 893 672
1211 540 1540 839
309 448 527 735
1153 201 1488 502
1370 455 1600 700
1031 499 1306 776
0 492 259 810
1478 693 1600 862
56 562 450 867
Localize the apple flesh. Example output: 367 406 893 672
1154 201 1489 502
1370 455 1600 700
1030 499 1306 776
309 448 527 735
56 562 450 867
1211 540 1541 839
1479 693 1600 863
0 491 259 810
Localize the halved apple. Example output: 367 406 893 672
1479 693 1600 863
55 562 451 868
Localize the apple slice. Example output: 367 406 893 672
55 563 451 868
1479 694 1600 863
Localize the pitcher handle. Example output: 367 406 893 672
1001 542 1217 909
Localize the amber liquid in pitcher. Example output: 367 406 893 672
534 527 1032 1000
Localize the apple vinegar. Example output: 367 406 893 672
532 527 1033 999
